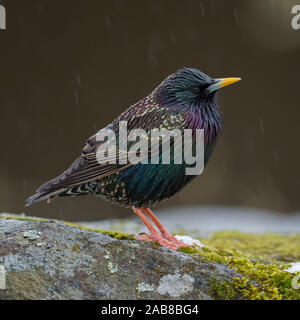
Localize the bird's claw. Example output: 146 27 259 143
132 232 193 250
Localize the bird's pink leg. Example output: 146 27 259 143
131 207 179 250
141 207 193 248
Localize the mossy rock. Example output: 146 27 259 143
0 215 299 300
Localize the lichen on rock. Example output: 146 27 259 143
157 272 195 297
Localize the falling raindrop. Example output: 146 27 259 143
148 47 158 66
73 69 82 88
233 8 238 23
22 179 28 192
200 2 205 16
72 69 81 103
258 117 264 134
74 89 79 104
104 16 111 29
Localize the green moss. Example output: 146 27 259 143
209 278 237 300
60 221 132 240
178 246 198 254
0 216 49 222
178 231 300 300
197 243 300 300
202 231 300 262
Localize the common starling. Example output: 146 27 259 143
26 67 241 250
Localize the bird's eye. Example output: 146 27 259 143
200 83 210 90
191 83 210 94
191 86 201 94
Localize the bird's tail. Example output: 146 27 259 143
25 178 66 207
26 156 86 207
25 191 53 207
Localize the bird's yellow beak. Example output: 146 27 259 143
216 77 241 88
208 77 241 93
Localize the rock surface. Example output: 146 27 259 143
0 218 242 300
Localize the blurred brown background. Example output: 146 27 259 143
0 0 299 221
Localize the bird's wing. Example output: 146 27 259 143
26 105 187 206
52 105 188 189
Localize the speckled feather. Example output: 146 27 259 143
26 68 223 208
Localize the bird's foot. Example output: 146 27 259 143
131 232 193 250
131 207 193 250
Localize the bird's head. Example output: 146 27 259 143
155 67 241 107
